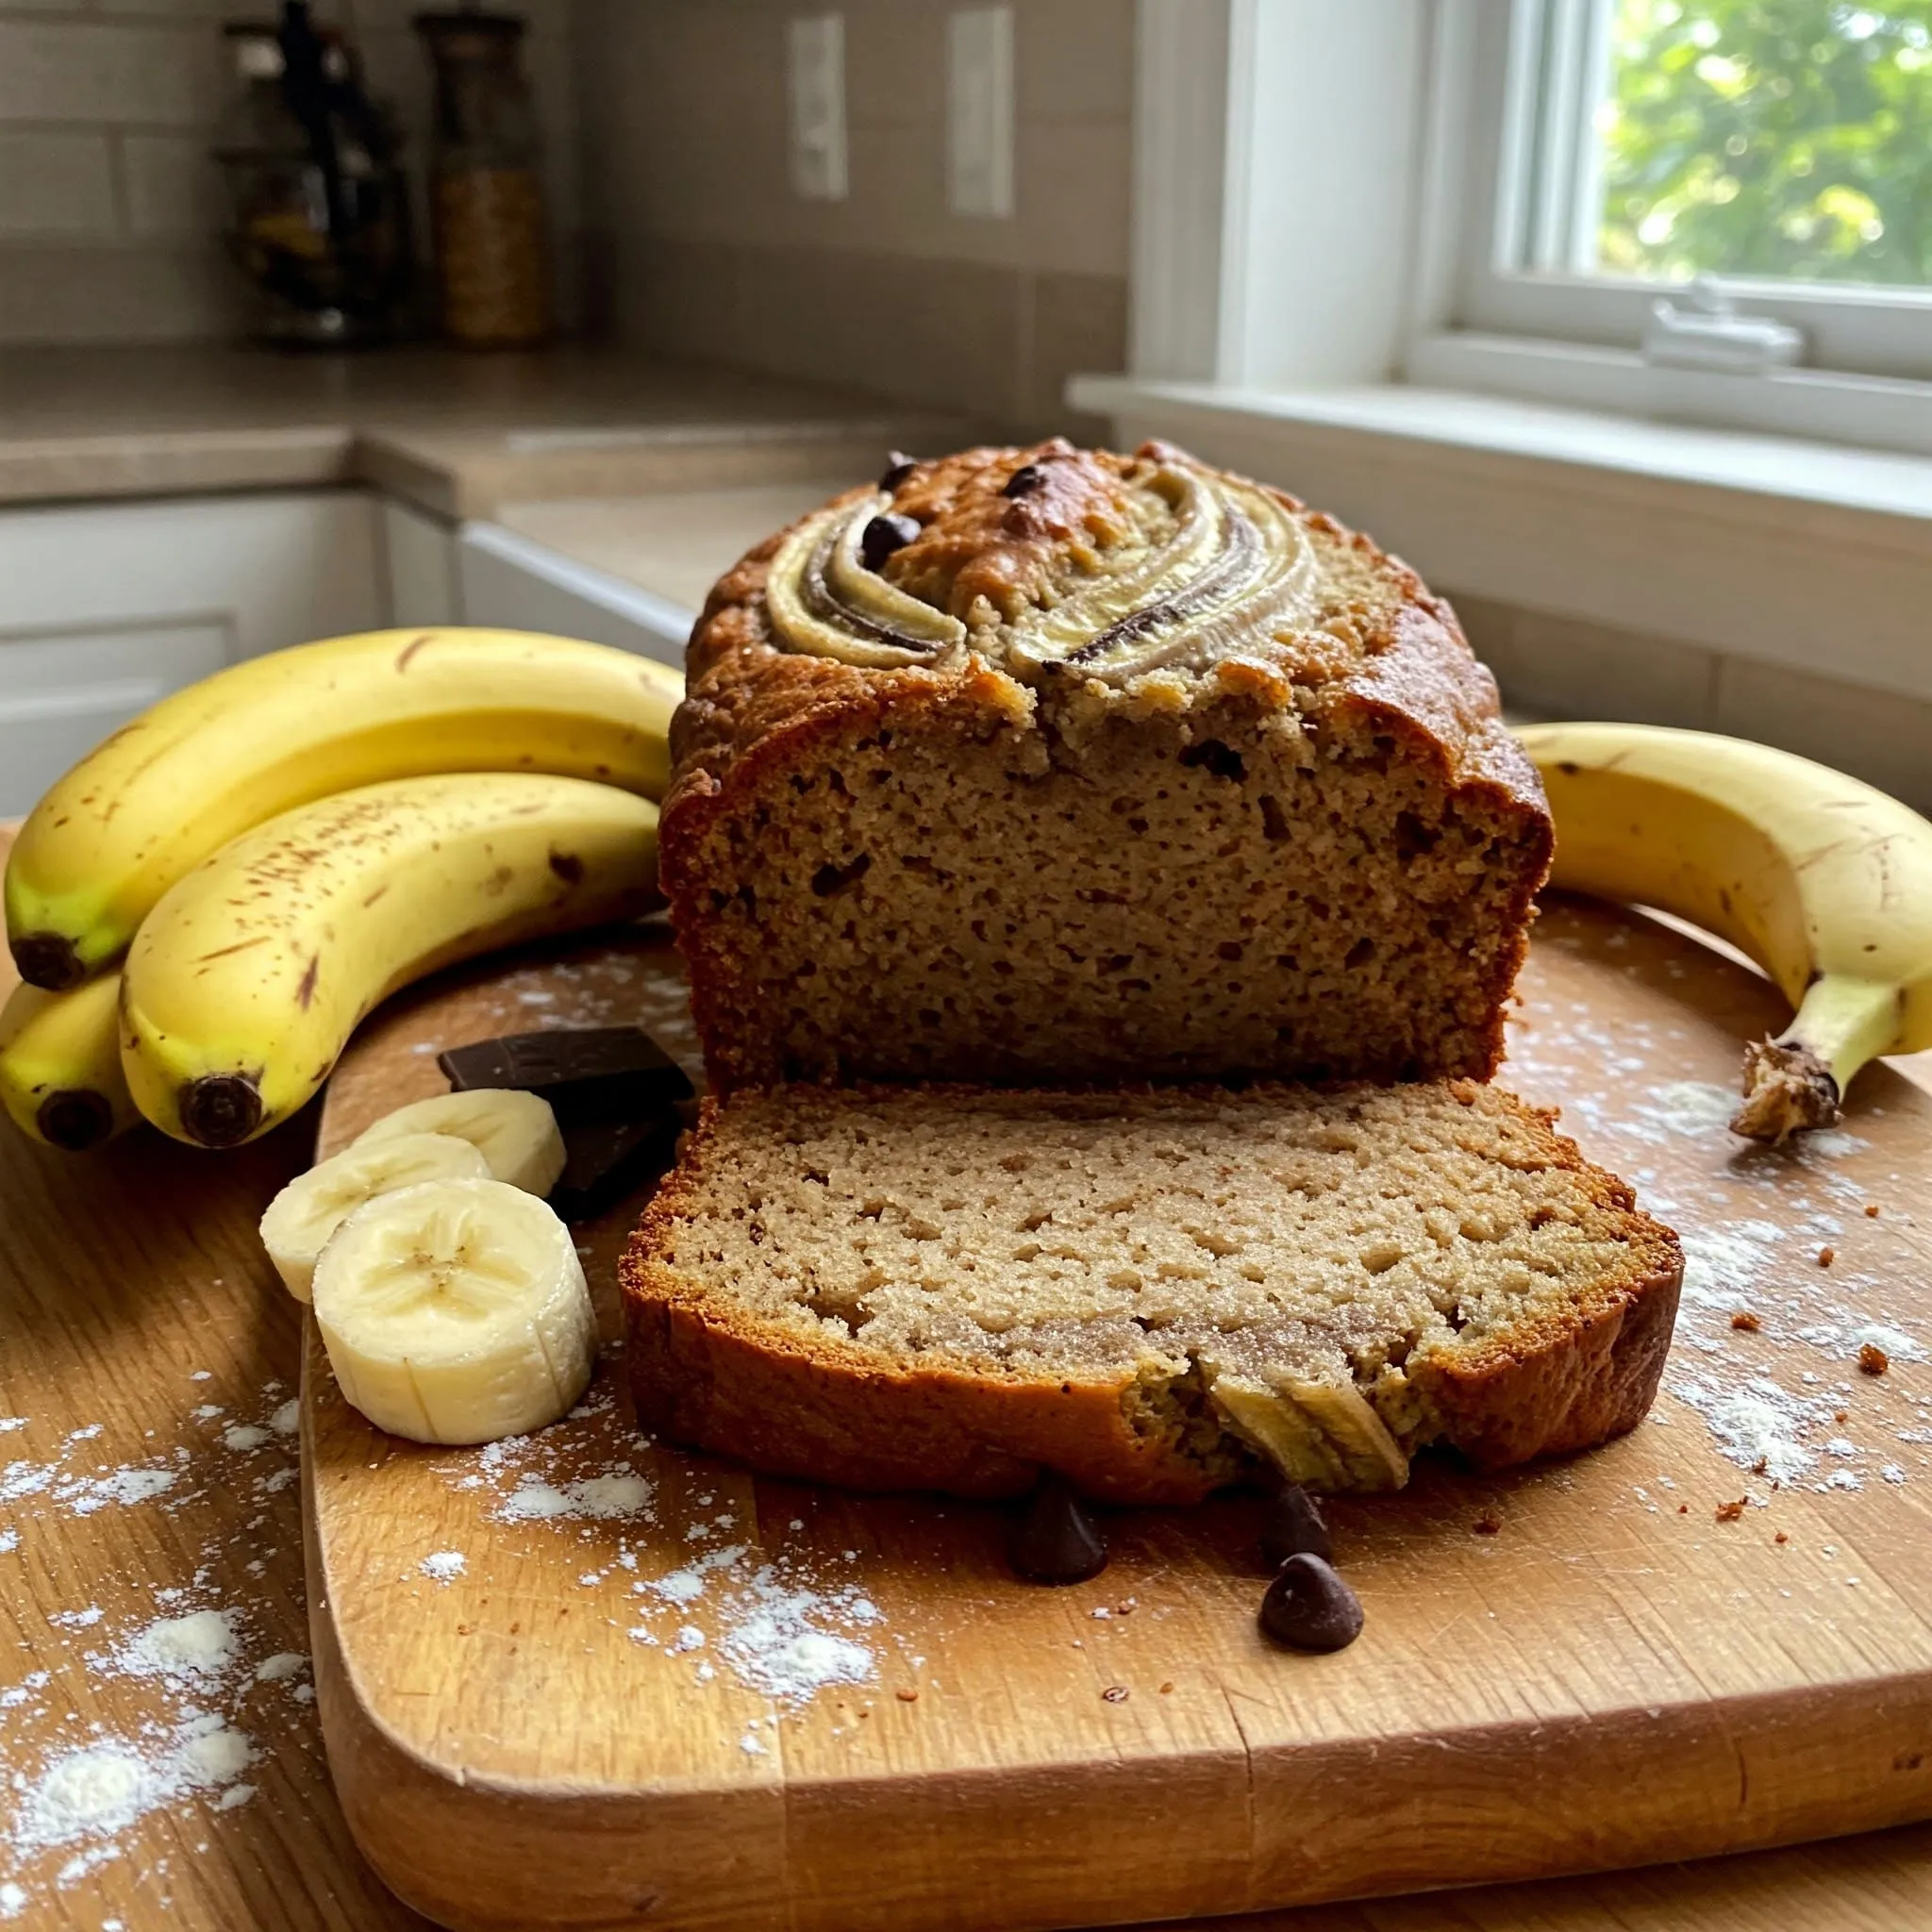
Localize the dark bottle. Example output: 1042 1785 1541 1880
212 6 414 348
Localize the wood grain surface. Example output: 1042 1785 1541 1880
300 896 1932 1932
2 804 1928 1932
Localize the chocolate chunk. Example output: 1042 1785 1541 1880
1009 1473 1107 1584
879 450 918 491
1260 1485 1332 1567
1002 462 1044 497
438 1027 691 1124
548 1114 681 1223
859 512 920 572
1258 1554 1363 1653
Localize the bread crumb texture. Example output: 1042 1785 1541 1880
625 1082 1683 1500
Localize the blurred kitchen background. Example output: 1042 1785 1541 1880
3 0 1929 818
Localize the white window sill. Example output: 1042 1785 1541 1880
1066 372 1932 707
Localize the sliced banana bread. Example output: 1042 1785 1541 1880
622 1081 1682 1503
663 438 1552 1094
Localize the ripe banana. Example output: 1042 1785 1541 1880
1517 722 1932 1142
1208 1365 1409 1491
260 1131 491 1302
349 1089 566 1197
0 972 140 1152
312 1176 596 1444
6 627 682 991
121 774 661 1149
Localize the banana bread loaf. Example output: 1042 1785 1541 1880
661 439 1553 1094
622 1081 1682 1503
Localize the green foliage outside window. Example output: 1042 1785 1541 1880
1599 0 1932 283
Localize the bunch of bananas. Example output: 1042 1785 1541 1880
1518 723 1932 1142
1 627 680 1153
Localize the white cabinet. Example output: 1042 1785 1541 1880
0 492 384 817
457 521 691 669
381 499 460 627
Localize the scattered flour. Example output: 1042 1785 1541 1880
110 1608 240 1686
12 1716 253 1857
717 1574 877 1702
420 1551 467 1584
1637 1080 1739 1139
1672 1375 1824 1485
497 1471 651 1524
269 1400 300 1437
222 1425 269 1454
254 1653 307 1683
68 1467 177 1515
1853 1323 1926 1364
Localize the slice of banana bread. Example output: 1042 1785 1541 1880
622 1081 1681 1503
663 438 1552 1094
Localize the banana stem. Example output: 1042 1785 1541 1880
1732 975 1904 1144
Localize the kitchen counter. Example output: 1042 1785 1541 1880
0 823 1929 1928
492 480 855 612
0 344 968 521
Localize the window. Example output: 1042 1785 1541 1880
1412 0 1932 449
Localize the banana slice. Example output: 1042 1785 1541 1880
260 1130 490 1303
1208 1365 1409 1491
349 1089 566 1197
312 1176 596 1445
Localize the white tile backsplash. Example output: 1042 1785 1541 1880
0 19 219 125
0 129 117 237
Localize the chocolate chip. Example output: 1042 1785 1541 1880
879 450 918 491
1260 1485 1332 1567
1009 1473 1107 1584
1258 1555 1363 1653
859 511 920 572
1002 462 1044 497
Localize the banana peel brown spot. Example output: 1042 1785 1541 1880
394 634 435 673
548 849 585 885
194 934 275 964
296 954 320 1009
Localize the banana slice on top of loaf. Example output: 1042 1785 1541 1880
622 1082 1683 1504
662 438 1553 1095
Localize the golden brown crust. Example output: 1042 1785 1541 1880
621 1083 1683 1504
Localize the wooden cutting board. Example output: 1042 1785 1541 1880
304 897 1932 1932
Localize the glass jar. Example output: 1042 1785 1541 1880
415 10 552 349
212 12 414 348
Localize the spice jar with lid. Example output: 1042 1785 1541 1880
414 10 551 349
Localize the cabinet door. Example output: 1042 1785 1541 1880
0 623 230 817
0 492 384 817
456 522 691 668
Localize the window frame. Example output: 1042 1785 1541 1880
1452 0 1932 380
1407 0 1932 453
